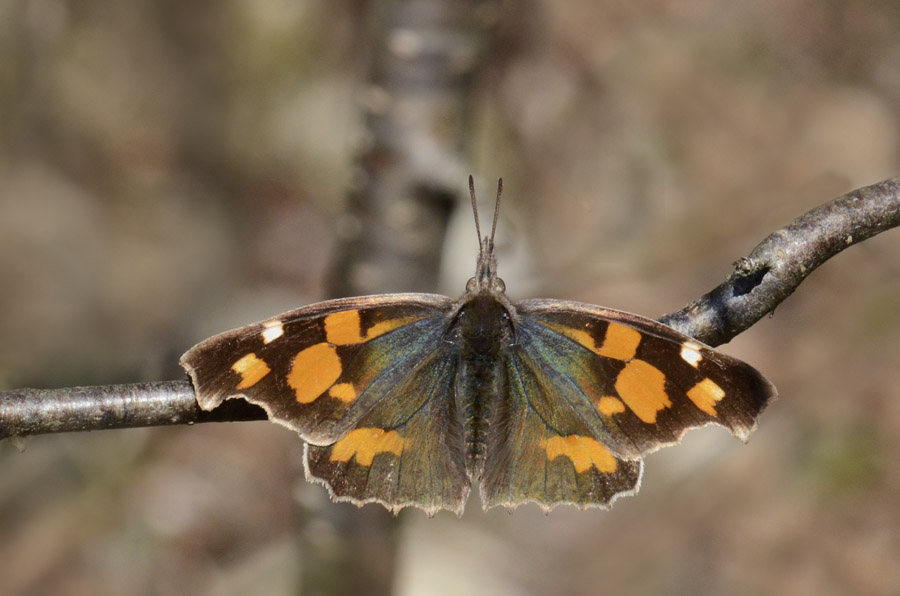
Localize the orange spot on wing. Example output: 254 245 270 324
324 310 364 345
329 382 357 403
615 359 671 423
542 322 601 355
687 378 726 416
365 318 414 340
231 353 271 389
543 321 640 361
325 309 421 346
599 322 641 360
558 327 600 352
329 428 405 466
541 435 617 474
594 396 626 416
287 343 342 403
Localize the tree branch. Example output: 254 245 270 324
2 176 899 441
659 176 900 344
0 382 265 440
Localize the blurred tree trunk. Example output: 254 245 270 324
301 1 495 594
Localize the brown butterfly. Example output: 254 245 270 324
181 177 776 515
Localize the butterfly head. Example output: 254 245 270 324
466 176 506 296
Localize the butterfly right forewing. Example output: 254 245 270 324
515 299 776 455
479 298 776 511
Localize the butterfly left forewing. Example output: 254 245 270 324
181 293 471 514
181 294 453 442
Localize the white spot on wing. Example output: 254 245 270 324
680 342 702 368
262 320 285 344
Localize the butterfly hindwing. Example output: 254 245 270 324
181 294 471 513
305 343 469 515
514 299 776 456
479 334 643 510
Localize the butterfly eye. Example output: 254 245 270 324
493 278 506 293
466 277 476 292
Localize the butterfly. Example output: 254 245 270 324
181 177 776 516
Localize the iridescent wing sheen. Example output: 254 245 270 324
479 299 775 511
181 293 469 514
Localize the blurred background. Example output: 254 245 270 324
2 1 900 595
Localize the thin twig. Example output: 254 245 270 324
0 382 265 440
660 176 900 345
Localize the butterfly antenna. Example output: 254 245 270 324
469 175 483 251
490 178 503 248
